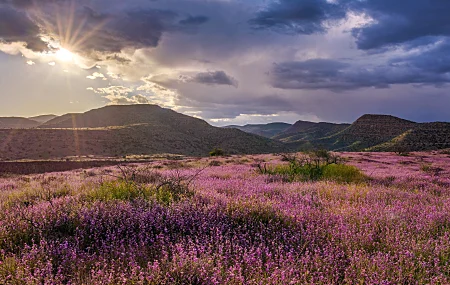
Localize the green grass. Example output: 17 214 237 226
261 163 366 183
85 180 193 205
86 181 148 201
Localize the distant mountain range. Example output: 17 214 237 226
229 114 450 152
0 114 57 129
224 123 292 138
0 105 283 160
0 105 449 160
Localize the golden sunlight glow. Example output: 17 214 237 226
55 48 74 62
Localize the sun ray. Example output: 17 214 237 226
64 1 76 47
70 19 110 52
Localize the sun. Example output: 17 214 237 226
55 48 74 62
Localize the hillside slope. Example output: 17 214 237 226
29 115 57 124
274 122 350 143
225 123 292 138
334 115 417 150
0 105 284 160
369 122 450 152
286 115 420 151
40 113 81 127
0 117 40 129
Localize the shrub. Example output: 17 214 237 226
393 145 410 156
209 148 225 157
258 151 364 183
322 164 366 183
86 181 149 201
209 160 222 167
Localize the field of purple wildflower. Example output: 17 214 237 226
0 151 450 284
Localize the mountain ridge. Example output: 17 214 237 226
0 106 449 159
0 105 285 160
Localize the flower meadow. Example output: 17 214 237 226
0 152 450 284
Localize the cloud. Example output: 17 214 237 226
86 72 106 80
0 1 211 60
349 0 450 50
190 71 238 87
131 94 150 104
250 0 347 34
89 85 150 105
271 58 450 91
250 0 450 52
2 0 450 125
0 6 47 51
179 15 209 26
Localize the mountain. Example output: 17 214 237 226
0 105 284 160
0 117 40 129
368 122 450 152
0 107 449 160
277 114 449 152
39 105 211 129
225 123 292 138
330 115 417 150
28 115 58 124
274 121 350 143
304 115 418 151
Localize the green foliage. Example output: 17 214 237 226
86 169 197 205
258 150 365 183
227 202 293 227
209 160 222 167
0 256 18 282
421 164 433 173
209 148 225 157
86 181 149 202
322 164 366 183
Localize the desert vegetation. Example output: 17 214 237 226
0 152 449 283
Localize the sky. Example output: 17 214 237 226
0 0 449 126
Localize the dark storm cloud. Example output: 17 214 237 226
250 0 347 34
251 0 450 51
191 71 238 87
391 39 450 74
0 1 210 54
350 0 450 50
0 6 46 50
44 7 178 53
179 15 209 26
271 58 450 91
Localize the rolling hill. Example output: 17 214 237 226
0 117 40 129
0 105 284 160
225 123 292 138
274 121 350 143
28 114 58 124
